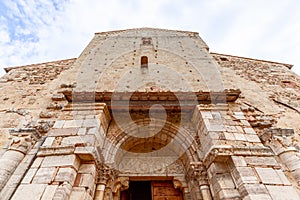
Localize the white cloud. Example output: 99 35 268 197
0 0 299 76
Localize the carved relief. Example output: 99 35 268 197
112 176 129 193
97 164 118 185
118 156 184 175
188 162 208 186
8 128 41 154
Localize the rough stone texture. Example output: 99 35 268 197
11 184 47 200
41 154 80 170
41 185 58 200
1 28 300 199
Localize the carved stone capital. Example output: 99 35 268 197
188 162 208 185
97 164 118 185
8 128 41 154
173 177 187 191
113 176 129 193
261 128 296 148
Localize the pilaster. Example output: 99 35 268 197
10 103 111 200
0 128 41 199
192 104 300 199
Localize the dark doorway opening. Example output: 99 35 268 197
122 181 152 200
120 180 183 200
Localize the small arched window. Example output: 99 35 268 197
141 56 148 68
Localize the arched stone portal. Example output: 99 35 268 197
101 117 209 200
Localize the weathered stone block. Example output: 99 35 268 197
31 157 44 168
22 168 38 183
79 174 94 190
42 137 55 147
211 111 222 119
217 188 240 199
69 187 92 200
275 169 292 185
78 164 96 177
291 168 300 181
245 156 279 167
41 154 80 170
207 124 225 132
226 125 238 133
245 134 261 143
52 182 72 200
49 128 79 136
61 135 96 146
207 131 220 140
41 185 58 200
255 167 285 185
53 120 65 129
78 127 87 135
200 111 213 119
207 162 229 180
212 173 236 193
11 184 47 200
231 167 258 186
234 133 247 141
243 127 256 134
32 167 56 184
243 194 272 200
240 120 251 127
266 185 300 200
87 128 105 147
55 167 77 185
239 183 268 197
231 156 247 167
75 146 101 161
223 132 235 140
82 118 100 128
63 120 83 128
235 125 245 133
233 114 246 120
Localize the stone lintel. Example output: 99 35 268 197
62 90 241 103
203 145 273 167
74 146 103 161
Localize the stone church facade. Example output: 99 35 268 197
0 28 300 200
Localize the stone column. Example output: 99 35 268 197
112 177 129 200
188 162 212 200
261 128 300 185
0 128 40 191
10 103 112 200
94 166 116 200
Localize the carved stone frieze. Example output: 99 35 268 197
118 156 184 175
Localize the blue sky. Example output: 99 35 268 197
0 0 300 76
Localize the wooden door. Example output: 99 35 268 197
120 180 183 200
152 181 183 200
